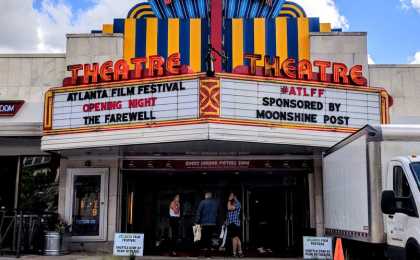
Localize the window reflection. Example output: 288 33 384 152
72 175 101 236
19 156 58 211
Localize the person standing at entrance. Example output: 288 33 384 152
195 192 218 251
169 194 181 256
227 192 243 257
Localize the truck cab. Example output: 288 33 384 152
382 156 420 259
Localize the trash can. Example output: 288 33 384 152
44 231 70 255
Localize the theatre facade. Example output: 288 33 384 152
1 0 420 257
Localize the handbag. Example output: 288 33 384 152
219 224 228 248
193 224 202 242
219 224 226 239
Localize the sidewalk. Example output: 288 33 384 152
0 254 302 260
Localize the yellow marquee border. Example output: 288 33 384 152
43 73 391 135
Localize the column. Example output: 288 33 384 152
314 154 324 236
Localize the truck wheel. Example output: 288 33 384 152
406 244 420 260
342 239 385 260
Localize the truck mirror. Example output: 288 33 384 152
381 190 396 215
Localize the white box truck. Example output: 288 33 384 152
323 125 420 260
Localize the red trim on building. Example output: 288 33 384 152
210 0 223 72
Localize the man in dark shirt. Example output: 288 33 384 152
195 192 218 250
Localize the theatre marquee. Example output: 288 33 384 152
43 74 390 148
44 76 200 132
219 77 384 129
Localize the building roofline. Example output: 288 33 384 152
311 32 367 36
0 54 65 58
66 33 124 38
369 64 420 68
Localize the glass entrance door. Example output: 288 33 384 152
66 168 109 241
244 177 308 257
121 171 309 256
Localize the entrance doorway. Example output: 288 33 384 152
121 170 310 257
246 182 306 257
122 172 236 255
65 168 109 241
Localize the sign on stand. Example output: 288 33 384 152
303 236 333 259
113 233 144 256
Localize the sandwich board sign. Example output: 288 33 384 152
113 233 144 256
303 236 333 259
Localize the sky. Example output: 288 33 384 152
0 0 419 64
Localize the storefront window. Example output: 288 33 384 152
0 157 18 209
19 156 58 211
72 175 101 236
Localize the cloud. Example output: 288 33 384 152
0 0 141 53
0 0 348 53
410 52 420 64
414 0 420 9
293 0 349 30
368 54 375 64
0 1 40 53
400 0 420 12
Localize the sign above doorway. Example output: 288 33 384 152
0 100 25 117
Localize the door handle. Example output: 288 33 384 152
388 215 394 219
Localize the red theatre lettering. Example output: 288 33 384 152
242 54 367 86
66 53 185 86
65 52 367 87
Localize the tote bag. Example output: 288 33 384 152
193 224 202 242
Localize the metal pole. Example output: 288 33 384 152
13 157 21 209
16 210 23 258
241 184 245 249
12 210 16 252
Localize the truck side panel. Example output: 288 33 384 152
324 134 370 240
